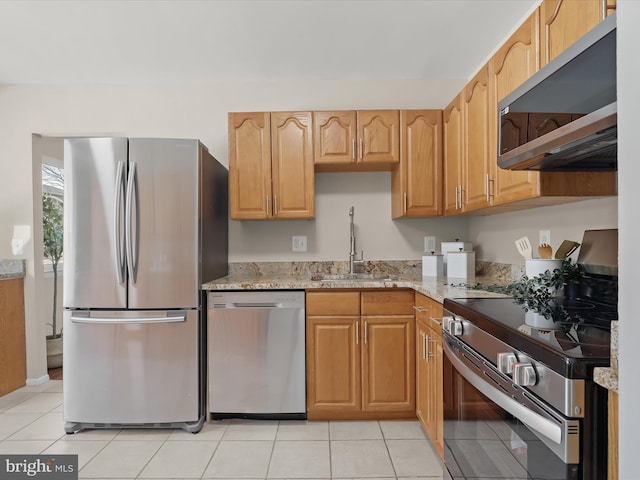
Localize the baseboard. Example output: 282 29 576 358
26 374 50 385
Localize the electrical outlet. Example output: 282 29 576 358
539 230 551 246
424 236 436 253
292 236 307 252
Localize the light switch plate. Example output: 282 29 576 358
424 236 436 253
292 236 307 252
539 230 551 246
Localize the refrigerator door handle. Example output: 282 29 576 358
114 160 126 284
70 313 187 324
125 161 138 285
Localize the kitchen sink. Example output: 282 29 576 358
310 273 399 282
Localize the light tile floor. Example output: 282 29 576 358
0 380 446 479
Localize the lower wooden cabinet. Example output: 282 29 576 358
0 278 26 396
415 292 444 458
306 289 415 420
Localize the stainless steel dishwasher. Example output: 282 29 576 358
207 290 306 419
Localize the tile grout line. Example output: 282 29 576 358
197 421 228 480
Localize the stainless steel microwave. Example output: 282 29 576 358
497 12 616 171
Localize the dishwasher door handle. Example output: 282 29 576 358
213 303 281 308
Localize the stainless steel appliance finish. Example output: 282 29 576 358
441 311 602 480
63 137 228 433
208 291 306 419
440 230 617 479
63 310 199 427
497 12 616 171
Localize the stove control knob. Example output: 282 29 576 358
442 316 454 332
448 319 463 336
513 362 537 386
497 352 518 374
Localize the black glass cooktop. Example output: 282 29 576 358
443 296 616 378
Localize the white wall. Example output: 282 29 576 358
468 197 618 264
616 2 638 478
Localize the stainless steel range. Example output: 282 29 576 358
441 229 617 480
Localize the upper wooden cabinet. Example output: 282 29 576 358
540 0 612 67
314 110 400 171
443 93 464 216
463 66 492 212
489 10 540 205
391 110 442 218
486 8 616 209
443 67 492 215
229 111 314 220
442 6 617 216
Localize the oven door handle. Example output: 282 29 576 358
443 338 562 445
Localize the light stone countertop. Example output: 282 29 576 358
594 321 618 392
203 266 619 391
0 260 26 280
202 273 508 303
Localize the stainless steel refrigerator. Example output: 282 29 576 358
62 137 228 434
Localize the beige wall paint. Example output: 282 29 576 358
468 197 618 264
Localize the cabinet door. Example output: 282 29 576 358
313 111 357 165
357 110 400 165
463 66 492 211
306 316 361 413
392 110 442 218
271 111 315 219
428 301 444 458
361 316 415 412
489 11 540 205
228 112 272 220
416 318 430 432
0 278 26 396
540 0 606 67
443 93 464 216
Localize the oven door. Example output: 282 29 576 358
442 333 581 480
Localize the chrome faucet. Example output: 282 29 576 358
348 206 364 274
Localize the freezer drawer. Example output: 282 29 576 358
63 309 202 432
207 291 306 418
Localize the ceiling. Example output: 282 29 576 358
0 0 538 84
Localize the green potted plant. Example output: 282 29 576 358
43 193 63 368
460 259 584 322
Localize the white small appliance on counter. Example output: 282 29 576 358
446 250 476 280
441 240 473 274
422 253 444 277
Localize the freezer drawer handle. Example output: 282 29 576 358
70 314 186 324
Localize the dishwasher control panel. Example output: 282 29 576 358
208 290 305 308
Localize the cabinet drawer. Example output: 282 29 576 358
306 291 360 316
361 290 414 315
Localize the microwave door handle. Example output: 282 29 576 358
125 161 138 284
443 339 562 445
113 160 126 284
